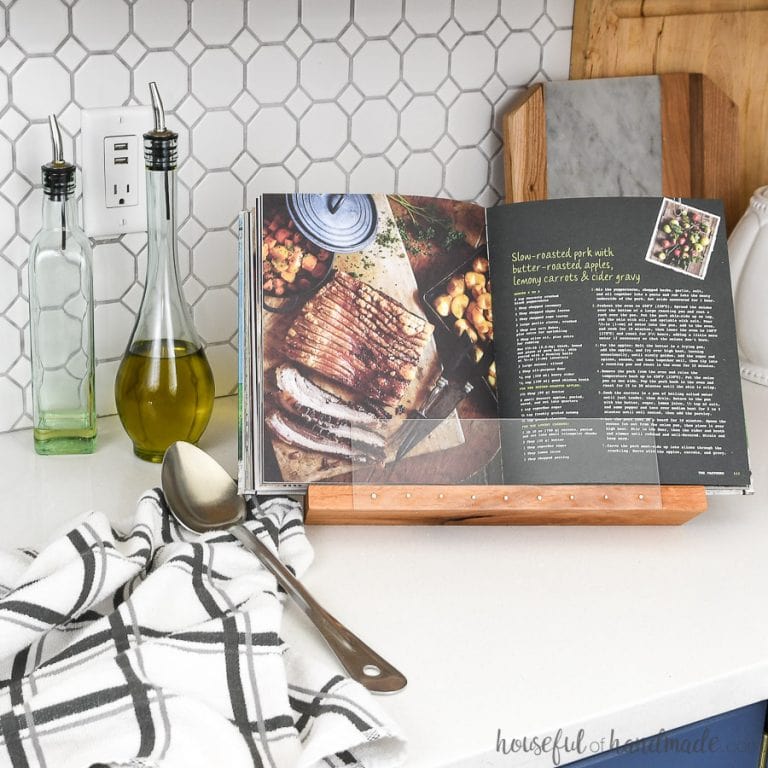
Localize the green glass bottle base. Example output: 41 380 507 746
34 433 96 455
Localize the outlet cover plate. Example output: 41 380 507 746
81 106 151 238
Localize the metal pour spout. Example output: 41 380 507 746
144 82 177 218
149 81 166 133
48 114 64 165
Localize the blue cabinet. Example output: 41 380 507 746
569 702 766 768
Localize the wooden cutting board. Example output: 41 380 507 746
503 73 739 226
569 0 768 225
262 194 464 485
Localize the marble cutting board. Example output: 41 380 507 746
502 74 739 227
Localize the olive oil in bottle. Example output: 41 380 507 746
115 83 214 462
115 339 214 462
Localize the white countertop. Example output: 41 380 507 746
2 383 767 767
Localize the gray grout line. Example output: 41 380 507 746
0 0 575 431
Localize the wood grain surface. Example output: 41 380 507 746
305 484 708 525
570 0 767 223
502 85 547 204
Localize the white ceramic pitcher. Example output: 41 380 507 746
729 185 768 386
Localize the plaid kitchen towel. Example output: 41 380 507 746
0 491 405 768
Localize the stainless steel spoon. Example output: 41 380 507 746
161 441 407 693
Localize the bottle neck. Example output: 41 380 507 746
132 167 200 349
41 195 78 232
146 167 179 271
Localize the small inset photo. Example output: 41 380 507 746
645 198 720 280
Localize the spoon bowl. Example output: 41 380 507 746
161 441 407 693
162 441 244 532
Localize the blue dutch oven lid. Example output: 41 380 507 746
285 193 377 253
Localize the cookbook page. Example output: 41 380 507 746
486 196 750 489
251 193 498 493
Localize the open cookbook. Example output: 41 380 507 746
238 193 750 496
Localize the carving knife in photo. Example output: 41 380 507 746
394 337 478 462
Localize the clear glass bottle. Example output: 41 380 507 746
115 83 214 462
28 115 96 455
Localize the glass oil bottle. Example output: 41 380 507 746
115 83 214 462
28 115 96 454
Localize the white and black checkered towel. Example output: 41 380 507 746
0 490 405 768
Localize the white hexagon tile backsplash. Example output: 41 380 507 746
0 0 574 433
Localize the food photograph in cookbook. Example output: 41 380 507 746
257 193 500 487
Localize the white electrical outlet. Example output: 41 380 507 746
81 106 152 238
104 134 139 208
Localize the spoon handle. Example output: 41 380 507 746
230 524 407 693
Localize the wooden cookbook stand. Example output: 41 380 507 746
304 483 708 525
302 413 709 526
304 66 721 527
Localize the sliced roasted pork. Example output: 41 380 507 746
284 270 433 408
266 411 383 462
273 365 387 460
274 365 383 426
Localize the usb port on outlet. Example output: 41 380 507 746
114 156 129 165
113 142 129 151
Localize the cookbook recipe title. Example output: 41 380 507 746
507 245 641 288
495 726 753 766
